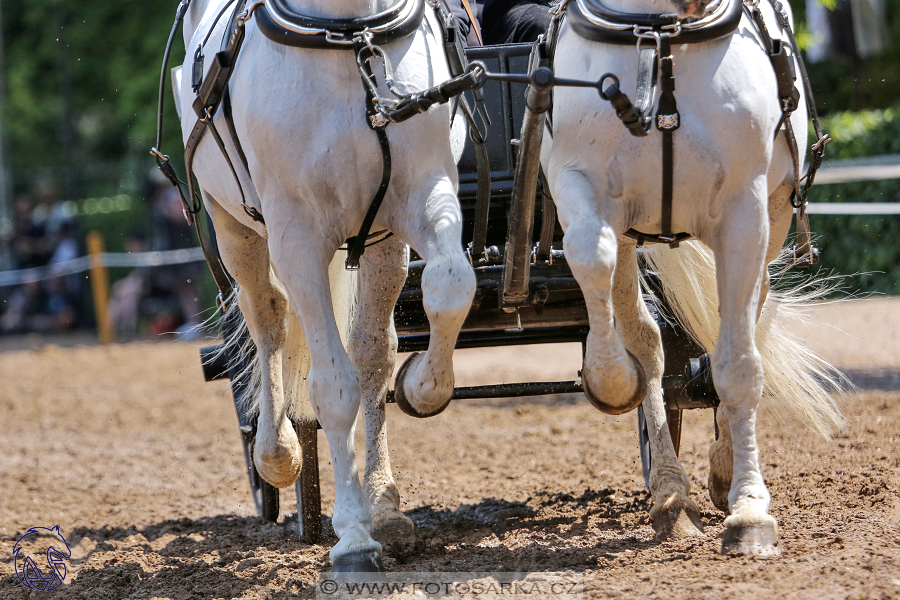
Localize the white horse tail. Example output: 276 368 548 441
642 240 847 439
217 252 358 419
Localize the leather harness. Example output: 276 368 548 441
153 0 490 307
549 0 827 260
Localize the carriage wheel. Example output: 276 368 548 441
637 403 684 489
293 419 323 542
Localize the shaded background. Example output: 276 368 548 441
0 0 897 340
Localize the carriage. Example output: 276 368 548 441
198 39 719 544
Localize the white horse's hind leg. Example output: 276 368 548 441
349 236 416 547
267 218 381 572
708 185 779 556
612 240 703 538
554 171 646 414
207 197 301 489
392 183 476 418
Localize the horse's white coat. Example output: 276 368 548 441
180 0 473 565
545 0 836 550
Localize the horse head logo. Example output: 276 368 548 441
13 525 71 591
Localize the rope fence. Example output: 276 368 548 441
0 247 206 288
0 153 897 342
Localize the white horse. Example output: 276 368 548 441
545 0 844 555
180 0 473 573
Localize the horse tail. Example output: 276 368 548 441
211 253 359 420
642 240 847 439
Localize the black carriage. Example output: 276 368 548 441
200 41 718 543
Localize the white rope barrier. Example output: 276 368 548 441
0 247 206 288
2 154 900 290
815 153 900 185
806 202 900 215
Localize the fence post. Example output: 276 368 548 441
86 230 114 344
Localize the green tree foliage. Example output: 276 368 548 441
810 108 900 295
2 0 183 198
794 0 900 113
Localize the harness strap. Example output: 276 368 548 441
465 97 492 257
746 0 829 265
345 38 395 271
535 167 556 261
257 0 425 48
656 35 680 244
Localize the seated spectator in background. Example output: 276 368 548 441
1 278 78 333
481 0 552 45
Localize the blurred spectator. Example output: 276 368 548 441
108 231 150 338
1 277 78 333
1 186 82 335
10 194 53 270
148 182 202 337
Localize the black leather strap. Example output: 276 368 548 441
465 97 492 257
257 0 425 49
345 38 395 271
567 0 742 46
656 35 680 244
345 128 392 270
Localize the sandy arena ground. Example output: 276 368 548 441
0 298 898 599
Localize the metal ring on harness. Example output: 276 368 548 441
597 73 620 101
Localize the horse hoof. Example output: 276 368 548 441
393 353 452 418
721 522 779 557
251 437 301 489
372 511 416 548
331 549 385 580
651 497 704 540
582 351 647 415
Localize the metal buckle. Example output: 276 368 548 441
325 30 355 45
237 0 265 25
549 0 573 16
811 133 831 153
150 147 168 163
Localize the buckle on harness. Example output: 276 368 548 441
325 30 356 45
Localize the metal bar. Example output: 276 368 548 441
500 78 553 308
386 380 584 403
397 325 589 352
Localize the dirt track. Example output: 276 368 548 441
0 298 898 599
